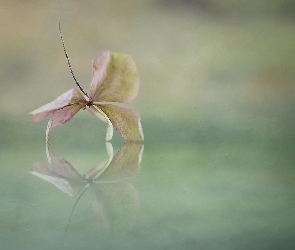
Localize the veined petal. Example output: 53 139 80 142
29 88 85 122
97 104 144 142
89 51 140 104
87 106 114 141
50 103 82 129
86 106 107 122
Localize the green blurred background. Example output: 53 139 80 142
1 0 295 152
1 0 295 150
1 0 295 249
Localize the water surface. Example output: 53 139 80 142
1 131 294 250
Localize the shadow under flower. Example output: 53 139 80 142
30 142 144 236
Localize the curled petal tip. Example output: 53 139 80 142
138 119 144 141
97 104 144 142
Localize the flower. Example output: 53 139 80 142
29 50 144 142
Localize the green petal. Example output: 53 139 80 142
89 51 140 104
97 104 144 142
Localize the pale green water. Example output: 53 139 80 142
1 124 294 249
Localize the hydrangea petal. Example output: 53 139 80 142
50 103 82 129
29 88 85 122
97 104 144 142
89 51 140 104
45 104 82 147
88 106 114 141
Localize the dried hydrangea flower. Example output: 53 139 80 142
29 24 144 142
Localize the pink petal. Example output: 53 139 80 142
50 103 82 129
29 88 85 122
96 104 144 142
45 104 82 146
89 51 140 104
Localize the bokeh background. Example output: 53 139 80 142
1 0 295 249
1 0 295 152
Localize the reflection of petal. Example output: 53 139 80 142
31 142 143 234
90 182 140 232
29 88 84 122
97 143 144 182
30 163 83 197
31 162 56 176
84 143 114 180
105 142 113 158
89 187 110 232
49 154 84 181
89 51 140 104
97 104 144 142
31 142 143 198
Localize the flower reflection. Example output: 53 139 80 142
30 143 144 234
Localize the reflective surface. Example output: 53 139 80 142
1 134 295 249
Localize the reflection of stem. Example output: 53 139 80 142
62 183 89 244
89 186 110 234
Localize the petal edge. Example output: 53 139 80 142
97 104 144 142
90 51 140 104
29 88 84 122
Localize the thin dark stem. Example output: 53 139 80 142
58 22 89 98
62 183 89 243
